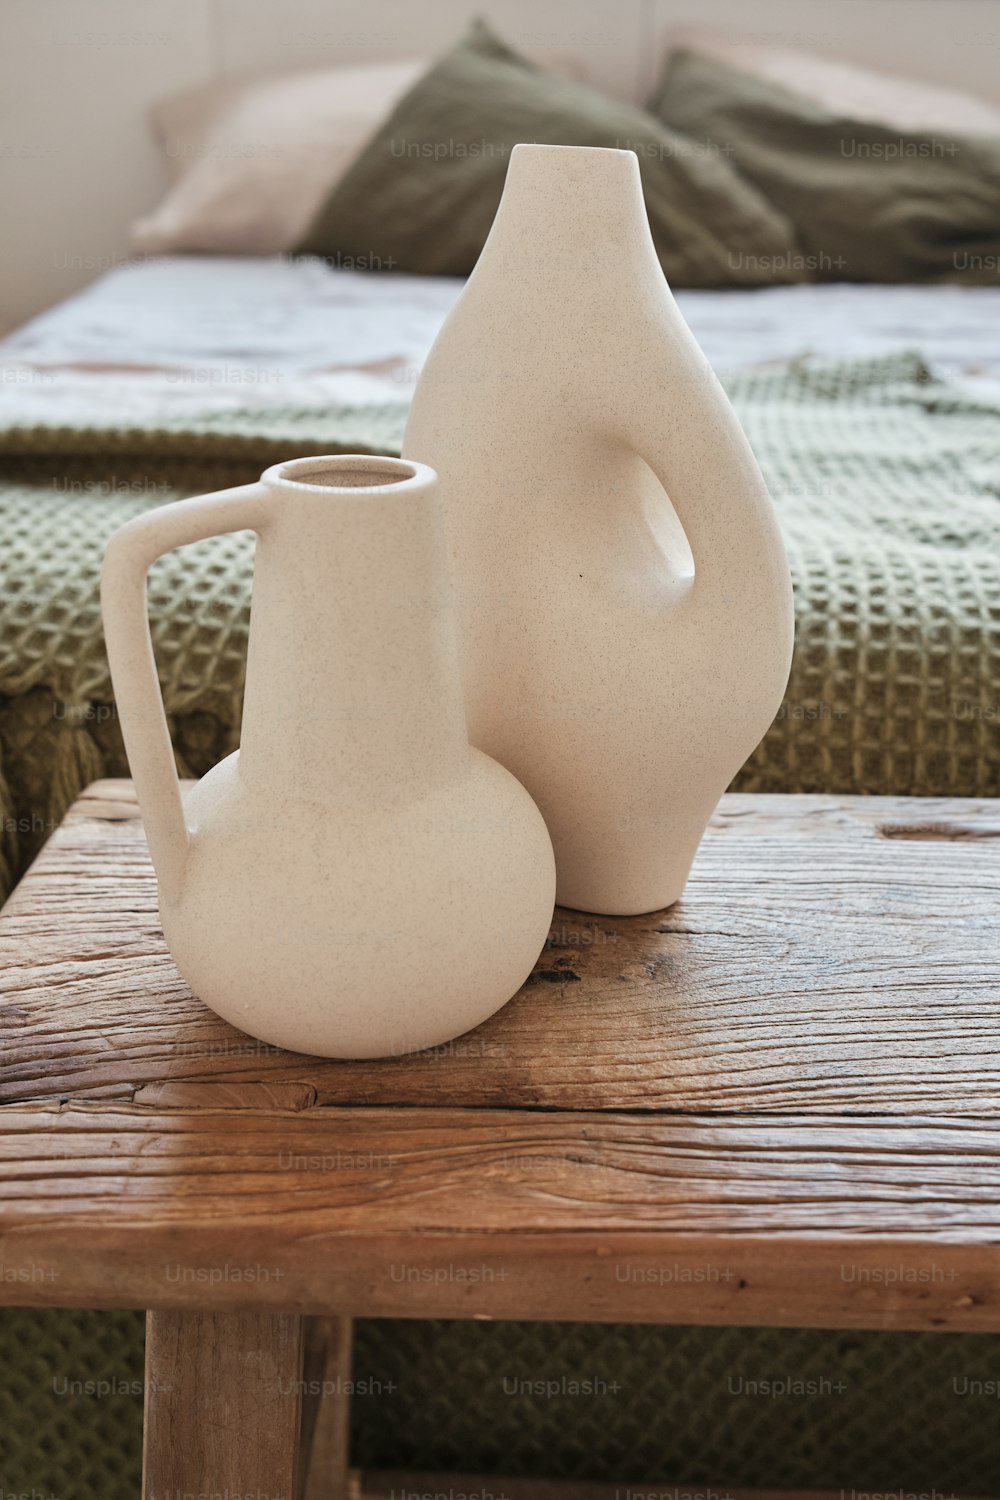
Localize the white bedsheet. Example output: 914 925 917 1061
3 255 999 426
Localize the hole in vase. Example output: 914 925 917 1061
636 456 695 579
276 456 419 490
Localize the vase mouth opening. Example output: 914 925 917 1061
508 143 640 177
264 454 432 494
511 144 636 160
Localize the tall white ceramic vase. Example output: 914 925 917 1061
101 454 555 1058
403 144 794 916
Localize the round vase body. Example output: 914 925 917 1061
163 746 554 1058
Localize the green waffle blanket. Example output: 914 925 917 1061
1 350 998 903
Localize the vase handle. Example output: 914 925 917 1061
622 332 788 607
100 482 271 906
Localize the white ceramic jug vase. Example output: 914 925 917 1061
404 144 794 916
101 455 555 1058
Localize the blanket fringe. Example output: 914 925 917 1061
46 703 106 853
0 739 18 903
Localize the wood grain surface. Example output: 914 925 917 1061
0 1100 998 1329
142 1309 303 1500
300 1316 353 1500
2 781 998 1114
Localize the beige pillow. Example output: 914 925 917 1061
662 27 1000 136
130 59 425 255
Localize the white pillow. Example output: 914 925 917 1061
663 27 1000 136
131 59 425 256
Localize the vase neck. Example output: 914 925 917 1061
238 461 469 804
481 145 658 278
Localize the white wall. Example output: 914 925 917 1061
0 0 213 330
1 0 997 331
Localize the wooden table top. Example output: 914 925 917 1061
1 779 998 1331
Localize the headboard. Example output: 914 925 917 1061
3 0 998 330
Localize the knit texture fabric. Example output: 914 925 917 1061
1 351 998 902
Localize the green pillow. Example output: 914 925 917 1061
648 48 1000 284
297 19 801 287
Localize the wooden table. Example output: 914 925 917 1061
1 780 999 1499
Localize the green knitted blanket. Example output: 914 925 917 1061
1 350 998 903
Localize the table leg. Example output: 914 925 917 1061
299 1316 354 1500
142 1309 304 1500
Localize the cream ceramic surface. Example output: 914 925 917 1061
403 144 794 916
101 454 555 1058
